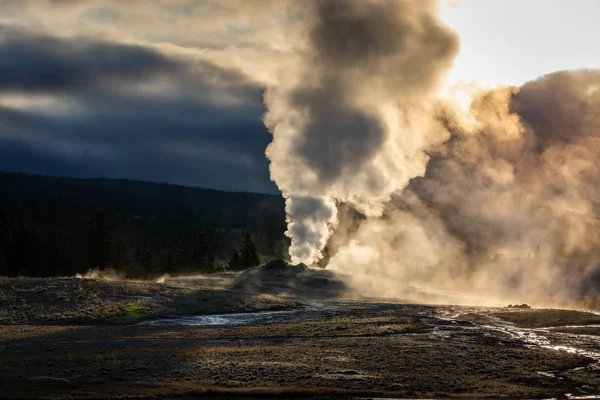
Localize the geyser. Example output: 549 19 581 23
263 0 600 303
264 0 459 265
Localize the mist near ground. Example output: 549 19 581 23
259 1 600 305
321 71 600 305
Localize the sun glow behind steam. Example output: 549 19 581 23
442 0 600 88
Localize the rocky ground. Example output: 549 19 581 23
2 278 600 399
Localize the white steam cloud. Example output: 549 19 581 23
264 0 459 264
328 76 600 302
263 0 600 303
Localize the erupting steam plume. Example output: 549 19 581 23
264 0 600 302
264 0 459 265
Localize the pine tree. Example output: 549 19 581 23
0 211 8 276
134 244 142 265
205 245 216 272
88 211 111 269
193 231 210 271
45 234 61 277
228 250 241 270
175 239 192 270
6 222 43 277
240 233 260 269
160 251 175 274
141 249 153 271
110 239 128 268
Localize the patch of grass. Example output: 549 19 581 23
492 309 600 328
0 277 299 325
124 303 145 319
552 326 600 336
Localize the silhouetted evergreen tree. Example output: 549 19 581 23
6 222 44 276
0 211 8 275
110 238 128 268
240 233 260 269
205 245 216 272
193 231 211 271
160 251 175 273
45 234 61 277
0 172 289 277
88 211 111 269
228 250 242 271
141 249 153 271
134 244 142 265
175 239 192 270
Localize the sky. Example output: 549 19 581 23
0 0 599 193
442 0 600 87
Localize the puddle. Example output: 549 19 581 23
139 299 417 327
563 324 600 328
141 309 299 326
431 306 600 370
106 295 168 301
537 370 559 378
141 300 600 375
489 325 600 368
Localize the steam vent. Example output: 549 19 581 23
231 259 347 298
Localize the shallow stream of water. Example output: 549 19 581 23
142 300 600 370
433 305 600 372
140 309 299 326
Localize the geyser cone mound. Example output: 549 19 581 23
231 259 346 299
260 259 308 273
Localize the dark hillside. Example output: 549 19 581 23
0 171 288 278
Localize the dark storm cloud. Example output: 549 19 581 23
0 134 274 192
0 27 276 193
0 28 184 93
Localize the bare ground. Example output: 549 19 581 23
0 277 298 325
491 308 600 328
2 278 600 399
554 326 600 336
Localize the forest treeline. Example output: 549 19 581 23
0 172 287 278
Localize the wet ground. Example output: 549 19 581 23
3 298 600 399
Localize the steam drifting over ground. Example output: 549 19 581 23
326 72 600 302
263 1 600 303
